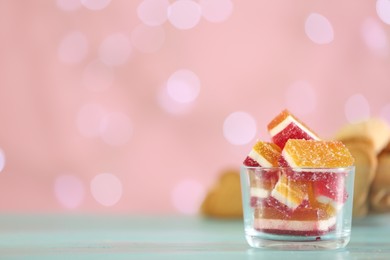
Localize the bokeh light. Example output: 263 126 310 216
131 24 166 53
344 93 371 123
361 17 389 56
157 87 193 115
56 0 82 11
99 33 132 66
137 0 169 26
171 179 205 215
380 103 390 124
77 103 107 138
168 0 202 30
223 111 257 145
54 175 85 209
305 13 334 44
99 112 132 146
81 0 111 11
90 173 123 206
166 69 200 104
82 59 115 92
199 0 233 23
58 31 88 64
285 81 317 115
0 149 5 173
376 0 390 25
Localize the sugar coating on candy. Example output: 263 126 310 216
270 174 307 210
267 109 320 148
263 196 294 217
243 157 259 167
306 178 339 217
313 173 347 202
316 200 338 217
282 140 355 168
272 123 319 149
243 141 281 167
249 169 279 190
267 109 318 138
249 169 280 205
314 174 348 212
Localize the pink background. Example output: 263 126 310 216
0 0 390 214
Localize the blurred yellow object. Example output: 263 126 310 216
200 169 243 219
334 118 390 154
339 138 377 217
370 142 390 213
334 118 390 217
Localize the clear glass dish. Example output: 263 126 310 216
240 166 355 250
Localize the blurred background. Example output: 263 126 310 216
0 0 389 215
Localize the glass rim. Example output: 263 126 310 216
241 165 355 171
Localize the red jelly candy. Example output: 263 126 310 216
314 172 348 206
267 109 320 149
243 156 260 167
262 196 294 218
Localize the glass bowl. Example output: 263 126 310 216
240 165 355 250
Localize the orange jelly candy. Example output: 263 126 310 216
255 203 329 221
253 202 337 236
270 174 308 210
282 139 354 168
243 141 281 167
244 141 282 203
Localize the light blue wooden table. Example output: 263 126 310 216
0 214 389 259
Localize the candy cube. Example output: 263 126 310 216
306 176 340 217
249 169 280 207
249 171 279 205
243 141 282 203
255 182 338 236
250 174 278 199
313 172 348 211
270 174 307 210
282 139 355 168
243 141 281 167
254 205 337 236
262 195 294 217
267 109 320 149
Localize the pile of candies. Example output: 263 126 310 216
243 109 354 236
